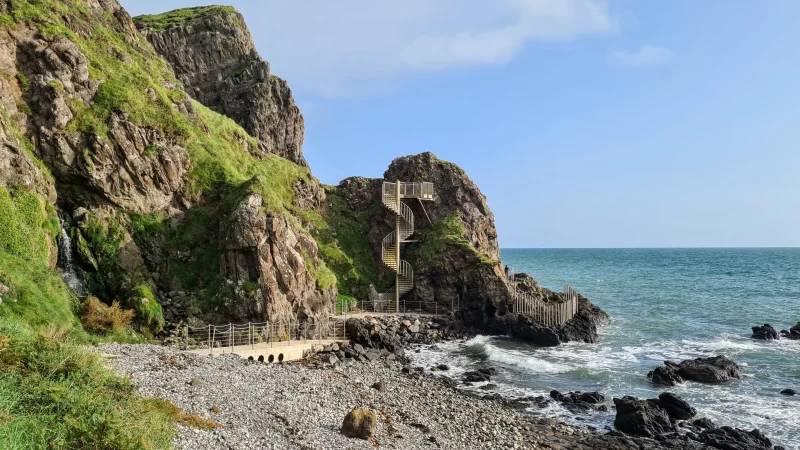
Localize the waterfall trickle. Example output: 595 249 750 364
58 219 88 297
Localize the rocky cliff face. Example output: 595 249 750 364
334 152 513 325
134 7 307 167
220 194 334 322
0 0 332 331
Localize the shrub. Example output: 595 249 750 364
80 296 134 334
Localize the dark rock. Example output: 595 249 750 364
550 390 606 412
648 361 684 386
479 384 497 390
700 426 772 450
779 389 796 396
477 367 497 376
692 418 717 429
751 324 779 340
371 381 388 393
436 364 450 371
613 396 675 437
650 356 743 385
463 371 491 382
676 355 743 382
657 392 697 420
340 408 377 440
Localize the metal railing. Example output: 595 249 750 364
512 285 579 327
383 181 434 200
187 319 347 355
361 292 461 315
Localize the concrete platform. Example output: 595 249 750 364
187 338 340 362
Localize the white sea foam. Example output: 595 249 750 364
482 343 571 374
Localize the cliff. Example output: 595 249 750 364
0 1 606 345
0 0 333 332
134 6 307 167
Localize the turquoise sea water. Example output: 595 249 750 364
411 248 800 448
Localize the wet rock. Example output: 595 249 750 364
779 389 796 396
699 426 773 450
550 390 607 412
692 418 717 429
613 396 675 437
676 355 743 382
436 364 450 371
463 371 491 383
779 323 800 340
341 408 377 440
751 324 779 340
648 362 684 386
649 356 743 384
655 392 696 420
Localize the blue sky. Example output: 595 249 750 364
124 1 800 248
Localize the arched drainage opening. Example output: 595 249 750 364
278 353 284 362
257 355 264 362
248 356 254 361
268 354 275 363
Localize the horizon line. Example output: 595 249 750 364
500 246 800 250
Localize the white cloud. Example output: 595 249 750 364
138 0 616 98
397 0 615 70
608 45 671 67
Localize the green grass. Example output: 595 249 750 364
133 5 239 30
413 211 498 266
301 187 384 298
0 252 79 333
0 319 177 450
0 186 52 265
130 285 164 333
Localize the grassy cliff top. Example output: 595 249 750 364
133 5 239 30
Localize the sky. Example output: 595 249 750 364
123 0 800 248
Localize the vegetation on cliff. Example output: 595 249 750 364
132 5 239 30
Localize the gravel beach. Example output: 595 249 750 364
101 344 611 450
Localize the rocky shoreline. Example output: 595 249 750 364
102 315 787 449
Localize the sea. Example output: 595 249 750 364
409 248 800 449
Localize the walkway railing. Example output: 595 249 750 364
513 285 579 327
187 319 347 354
361 290 461 315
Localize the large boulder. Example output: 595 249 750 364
699 426 773 450
779 322 800 340
649 356 743 384
613 396 675 437
751 324 779 340
676 356 744 383
340 408 376 440
654 392 696 420
648 361 684 386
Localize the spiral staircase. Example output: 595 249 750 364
369 181 434 312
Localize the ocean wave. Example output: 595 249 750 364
482 343 572 374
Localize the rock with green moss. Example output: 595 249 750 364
341 408 376 440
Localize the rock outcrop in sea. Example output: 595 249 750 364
648 355 744 385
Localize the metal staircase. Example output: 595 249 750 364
370 181 434 312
